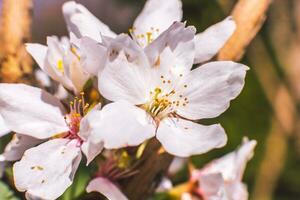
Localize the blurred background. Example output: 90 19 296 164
0 0 300 199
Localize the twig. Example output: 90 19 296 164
217 0 272 61
0 0 33 83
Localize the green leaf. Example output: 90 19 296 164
0 181 20 200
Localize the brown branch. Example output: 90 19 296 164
252 118 288 200
217 0 272 61
0 0 33 83
247 36 294 200
121 139 173 200
216 1 295 199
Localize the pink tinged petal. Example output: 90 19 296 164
198 173 228 200
98 51 151 105
0 84 68 139
194 17 236 64
0 115 10 137
200 138 256 182
145 22 196 66
226 182 248 200
82 101 155 149
13 139 82 200
156 118 227 157
62 1 116 42
25 43 48 71
0 134 42 162
133 0 182 45
176 61 249 120
86 177 128 200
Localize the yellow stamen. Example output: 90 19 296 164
57 60 64 73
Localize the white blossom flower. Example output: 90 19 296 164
0 83 110 199
62 0 236 64
191 138 257 200
26 34 106 94
94 22 248 157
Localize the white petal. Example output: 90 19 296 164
82 101 155 149
198 173 228 200
145 22 196 67
80 141 103 166
194 17 236 64
86 177 128 200
54 84 69 100
0 134 42 162
156 118 227 157
13 139 82 200
226 182 248 200
176 61 248 120
26 43 48 71
133 0 182 46
168 157 187 175
79 104 104 165
68 52 90 93
200 138 256 182
62 1 116 42
0 84 68 139
34 69 51 88
79 36 107 76
44 36 75 91
99 51 151 105
0 115 10 137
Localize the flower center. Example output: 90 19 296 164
142 75 190 122
64 92 89 141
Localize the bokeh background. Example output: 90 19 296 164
0 0 300 200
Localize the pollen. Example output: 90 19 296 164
57 60 64 73
71 46 81 60
146 32 153 44
31 166 44 171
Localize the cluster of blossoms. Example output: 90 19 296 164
0 0 256 199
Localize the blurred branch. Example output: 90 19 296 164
0 0 33 83
216 1 296 199
247 36 294 200
252 118 288 200
217 0 272 60
121 139 173 200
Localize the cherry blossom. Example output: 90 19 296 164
26 34 106 94
95 22 248 157
63 0 235 64
191 138 257 200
